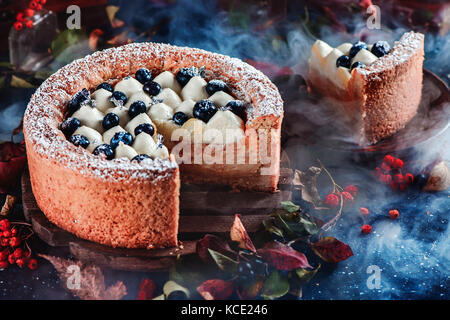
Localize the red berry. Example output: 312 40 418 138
2 230 11 238
383 155 395 166
361 224 372 234
0 219 10 231
16 258 26 268
9 237 21 247
393 174 404 183
399 183 408 192
404 173 414 184
381 162 391 172
392 158 404 169
1 238 8 247
24 250 31 258
389 209 399 219
0 260 8 269
344 185 358 197
25 19 33 28
11 228 17 236
381 174 392 185
29 0 39 9
13 21 23 31
13 248 23 259
36 4 42 10
324 193 339 207
389 182 399 190
39 0 47 4
27 258 38 270
0 250 9 261
341 191 354 205
8 254 15 264
16 12 25 22
24 9 34 17
360 207 369 216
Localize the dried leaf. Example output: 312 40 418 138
280 201 300 213
10 75 34 88
424 161 450 192
261 270 289 300
208 249 238 274
311 237 353 263
39 254 127 300
1 195 18 217
293 167 323 207
236 278 264 300
230 214 256 252
136 278 156 300
197 279 234 300
257 241 312 271
163 280 190 298
196 234 235 264
295 264 321 284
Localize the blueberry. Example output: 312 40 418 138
173 111 189 126
167 291 188 300
60 117 81 138
102 113 120 130
336 55 351 68
111 91 127 105
206 79 228 95
237 261 255 282
67 88 90 114
135 68 152 84
110 131 133 149
225 100 246 120
134 123 155 137
193 100 217 123
349 41 368 58
69 134 89 149
176 67 197 86
413 173 428 190
371 40 391 57
96 82 113 92
93 144 114 160
351 61 366 70
128 100 147 119
143 81 162 96
131 154 151 163
251 258 267 276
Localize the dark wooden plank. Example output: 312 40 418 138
179 215 266 233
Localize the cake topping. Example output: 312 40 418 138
371 40 391 57
193 99 218 123
143 81 162 96
110 131 133 149
206 79 228 95
336 55 351 68
131 154 151 163
225 100 246 120
111 91 127 106
134 123 155 137
135 68 152 84
173 111 189 126
67 88 90 114
175 67 205 86
93 144 114 160
102 112 120 130
96 82 113 92
349 41 368 58
128 100 147 119
69 134 89 149
351 61 366 70
60 117 81 138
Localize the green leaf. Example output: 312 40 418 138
169 260 208 289
261 270 289 300
208 249 238 274
295 264 321 284
51 29 89 64
280 201 300 213
262 219 284 238
10 75 35 88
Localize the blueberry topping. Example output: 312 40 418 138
193 100 217 123
69 134 89 149
128 100 147 119
60 117 81 138
225 100 246 120
143 81 162 96
349 41 368 58
134 123 155 137
67 88 90 114
237 261 255 282
175 67 204 86
110 131 133 149
131 154 151 163
173 111 189 126
135 68 152 84
111 91 127 105
206 79 228 95
102 113 120 130
93 144 114 160
371 40 391 57
336 55 351 69
96 82 113 92
351 61 366 70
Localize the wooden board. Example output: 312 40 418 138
22 165 293 272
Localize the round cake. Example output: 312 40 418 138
23 42 283 249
